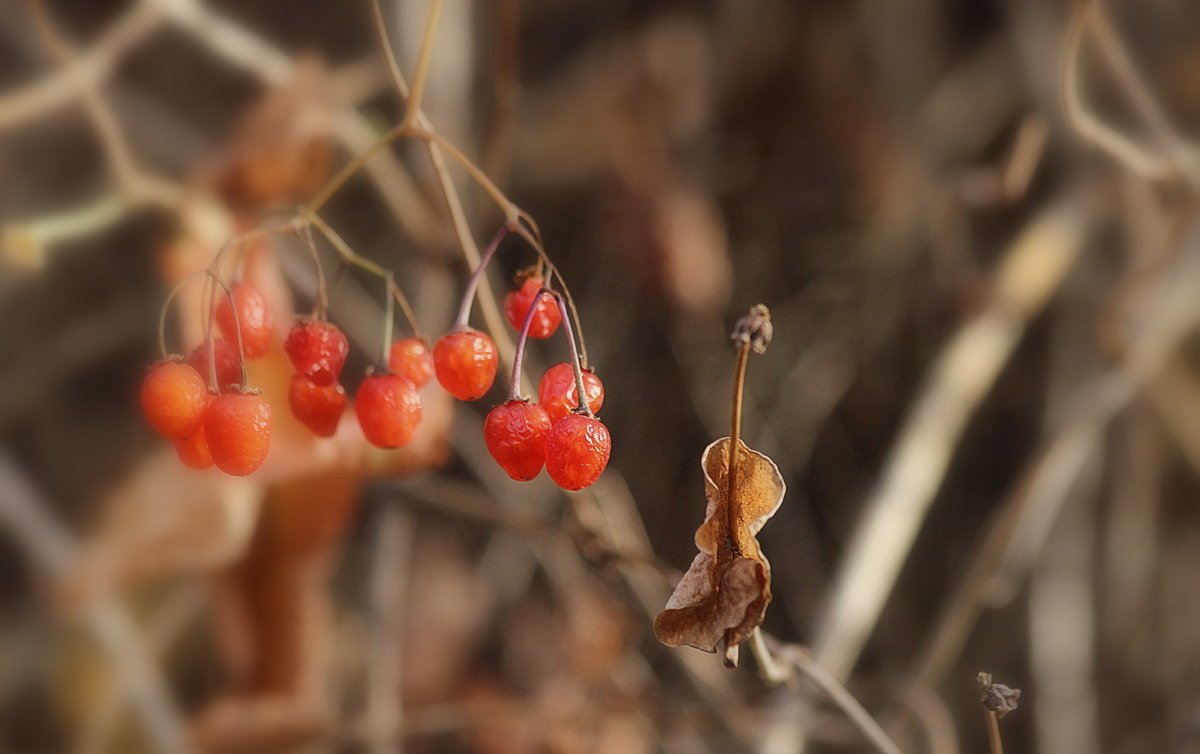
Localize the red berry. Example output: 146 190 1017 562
288 375 346 437
284 319 349 386
204 392 272 476
173 396 214 469
388 338 435 389
188 338 241 392
433 329 498 401
503 276 561 338
544 414 611 490
484 400 553 481
355 373 423 448
141 360 208 439
216 283 273 358
538 363 605 424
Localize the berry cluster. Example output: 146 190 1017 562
141 224 610 491
479 284 610 491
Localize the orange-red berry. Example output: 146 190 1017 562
188 338 241 392
388 338 435 389
173 395 214 469
433 328 498 401
288 375 346 438
355 373 423 448
284 319 349 386
504 276 561 338
544 413 611 491
216 283 274 358
141 360 209 439
538 363 605 424
484 400 553 481
204 392 272 476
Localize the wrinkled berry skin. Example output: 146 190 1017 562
216 283 274 358
544 414 611 490
141 360 209 439
289 376 346 438
355 374 423 448
205 393 272 476
284 319 349 386
188 338 241 392
538 363 605 424
433 329 498 401
388 338 435 389
485 400 553 481
504 277 561 339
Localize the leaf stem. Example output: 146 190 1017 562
728 341 751 539
984 710 1004 754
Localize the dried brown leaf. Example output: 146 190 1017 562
653 437 785 664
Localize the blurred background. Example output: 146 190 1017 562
2 0 1200 752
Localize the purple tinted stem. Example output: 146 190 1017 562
507 288 551 401
454 224 509 330
555 294 592 417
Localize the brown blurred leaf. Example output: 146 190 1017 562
653 437 785 665
210 56 336 212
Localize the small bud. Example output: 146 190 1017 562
731 304 772 354
977 671 1021 719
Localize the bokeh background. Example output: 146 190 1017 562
2 0 1199 752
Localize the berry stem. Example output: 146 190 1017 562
388 277 422 339
510 222 590 369
507 288 551 402
299 225 330 320
454 224 509 330
307 211 421 337
554 293 593 418
203 268 249 391
382 270 395 368
156 269 208 360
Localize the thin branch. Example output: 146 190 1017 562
809 197 1089 683
0 0 163 131
0 450 190 753
1060 2 1170 183
750 631 904 754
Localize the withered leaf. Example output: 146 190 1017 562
654 437 785 665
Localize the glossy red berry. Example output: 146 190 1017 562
204 392 272 476
504 276 561 338
141 360 209 439
288 375 346 438
188 338 241 392
544 413 611 491
433 328 498 401
284 319 349 386
538 363 605 424
216 283 274 358
388 338 435 389
173 396 214 469
355 373 423 449
484 400 553 481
